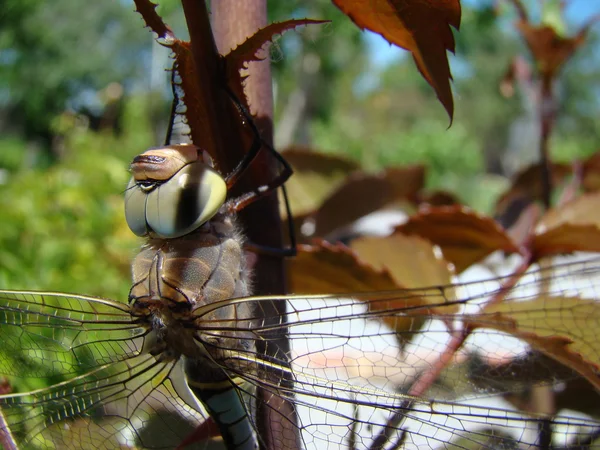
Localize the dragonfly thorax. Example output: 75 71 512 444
124 144 227 239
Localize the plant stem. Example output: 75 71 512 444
211 2 298 450
539 79 556 209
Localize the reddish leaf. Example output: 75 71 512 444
166 40 222 164
470 295 600 390
281 148 360 218
495 162 572 227
288 240 445 344
288 241 400 294
225 19 329 110
350 234 455 294
396 206 520 273
533 225 600 260
312 166 425 238
350 234 459 330
533 192 600 258
333 0 461 120
516 21 585 85
133 0 173 40
416 190 460 207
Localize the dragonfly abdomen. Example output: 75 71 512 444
186 374 257 450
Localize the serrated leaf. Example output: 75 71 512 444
133 0 172 39
225 19 329 111
351 234 458 339
533 193 600 259
471 295 600 389
332 0 461 120
396 206 520 273
288 241 400 294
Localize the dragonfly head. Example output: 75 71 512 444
124 144 227 239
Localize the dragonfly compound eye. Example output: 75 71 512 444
124 147 227 238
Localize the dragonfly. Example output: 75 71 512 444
1 105 600 450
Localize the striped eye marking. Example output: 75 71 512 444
124 144 227 239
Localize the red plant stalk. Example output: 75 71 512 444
210 1 298 450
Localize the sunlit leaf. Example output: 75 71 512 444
533 193 600 258
332 0 461 119
396 206 520 273
350 234 455 294
281 148 360 218
288 240 400 294
312 166 424 238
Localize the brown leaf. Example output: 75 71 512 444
495 162 572 228
516 21 585 85
288 240 444 345
396 206 520 273
533 192 600 258
281 148 360 218
537 191 600 230
225 19 329 110
532 224 600 259
350 234 458 340
332 0 460 120
470 295 600 389
168 40 219 162
133 0 173 40
312 166 425 238
288 241 400 294
350 234 455 294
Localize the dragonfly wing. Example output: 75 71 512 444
0 291 208 449
197 257 600 450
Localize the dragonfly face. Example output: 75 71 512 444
1 148 600 449
124 145 227 240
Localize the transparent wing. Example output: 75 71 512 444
0 291 208 450
195 256 600 450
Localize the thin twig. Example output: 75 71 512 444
505 0 529 22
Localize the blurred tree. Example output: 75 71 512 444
0 0 151 162
267 0 365 148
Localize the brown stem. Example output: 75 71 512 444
181 0 239 165
369 250 535 450
211 2 297 450
505 0 529 22
539 79 556 210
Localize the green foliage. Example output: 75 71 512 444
0 96 156 299
0 0 149 147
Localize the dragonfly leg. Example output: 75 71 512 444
222 86 296 258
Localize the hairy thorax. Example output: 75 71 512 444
128 213 254 366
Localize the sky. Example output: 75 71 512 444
365 0 600 69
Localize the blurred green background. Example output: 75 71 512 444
0 0 599 296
